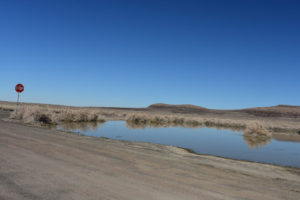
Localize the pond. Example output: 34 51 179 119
57 121 300 168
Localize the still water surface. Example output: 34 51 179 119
58 121 300 168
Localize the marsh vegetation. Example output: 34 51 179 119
1 101 300 135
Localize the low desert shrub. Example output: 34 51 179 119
244 121 272 137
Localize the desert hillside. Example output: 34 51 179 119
147 103 300 118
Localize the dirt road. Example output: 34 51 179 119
0 111 299 200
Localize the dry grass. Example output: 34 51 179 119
125 113 247 130
0 103 15 111
244 122 272 137
2 101 300 134
10 106 106 125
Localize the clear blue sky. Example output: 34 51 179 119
0 0 299 108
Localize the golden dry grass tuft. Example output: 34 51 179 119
244 121 272 137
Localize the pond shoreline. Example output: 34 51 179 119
55 120 300 168
11 117 300 169
2 101 300 135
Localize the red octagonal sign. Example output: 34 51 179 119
15 84 24 93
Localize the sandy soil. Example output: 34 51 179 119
0 110 300 200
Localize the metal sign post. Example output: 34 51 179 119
15 83 24 116
16 92 20 115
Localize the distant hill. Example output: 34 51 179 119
147 103 300 118
241 105 300 118
148 103 209 110
147 103 214 114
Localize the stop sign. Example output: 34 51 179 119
15 84 24 93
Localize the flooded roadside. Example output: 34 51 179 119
57 121 300 168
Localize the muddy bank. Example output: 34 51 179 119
0 111 300 200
